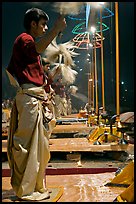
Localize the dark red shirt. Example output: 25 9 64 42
52 82 66 98
7 32 45 86
44 74 53 93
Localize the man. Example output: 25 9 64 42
41 57 60 138
6 7 66 201
52 78 68 118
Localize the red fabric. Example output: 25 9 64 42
44 75 53 93
7 32 45 86
52 82 66 97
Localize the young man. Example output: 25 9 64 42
41 57 61 138
6 8 66 201
52 78 68 118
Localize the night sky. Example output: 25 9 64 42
2 2 134 114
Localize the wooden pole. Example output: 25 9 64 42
100 7 105 111
88 33 91 110
115 2 120 116
94 39 98 114
92 43 95 110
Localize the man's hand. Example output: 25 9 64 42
54 15 67 34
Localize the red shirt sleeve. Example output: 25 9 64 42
20 33 39 58
7 32 45 86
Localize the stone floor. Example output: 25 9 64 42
2 150 134 202
2 120 134 202
3 172 127 202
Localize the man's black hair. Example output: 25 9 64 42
42 58 50 66
24 7 49 31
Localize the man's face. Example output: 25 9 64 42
43 63 50 72
34 18 48 37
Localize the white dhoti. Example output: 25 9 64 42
67 99 72 115
7 85 50 200
54 95 68 118
54 95 62 118
61 97 68 116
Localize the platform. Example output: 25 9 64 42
2 119 133 155
3 170 128 202
2 137 133 154
52 123 91 134
2 119 134 202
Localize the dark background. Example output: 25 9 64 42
2 2 134 114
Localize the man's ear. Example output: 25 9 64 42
31 21 37 28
